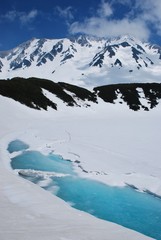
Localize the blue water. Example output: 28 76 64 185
53 176 161 239
11 151 74 174
10 141 161 240
7 139 29 153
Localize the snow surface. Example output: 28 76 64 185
0 93 159 240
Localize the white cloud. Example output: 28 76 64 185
97 0 113 18
69 0 150 40
2 10 17 21
70 17 149 40
69 0 161 41
134 0 161 36
1 9 38 25
55 6 74 21
111 0 132 6
20 10 38 24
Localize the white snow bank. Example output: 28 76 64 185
0 95 158 240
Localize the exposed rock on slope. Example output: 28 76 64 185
0 77 161 111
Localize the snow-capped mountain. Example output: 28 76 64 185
0 35 161 87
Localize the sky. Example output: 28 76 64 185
1 0 161 50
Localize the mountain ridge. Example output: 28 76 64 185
0 77 161 111
0 35 161 87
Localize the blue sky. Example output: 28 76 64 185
1 0 161 50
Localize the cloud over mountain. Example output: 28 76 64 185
68 0 161 41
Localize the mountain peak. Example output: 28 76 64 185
108 35 143 46
0 35 161 87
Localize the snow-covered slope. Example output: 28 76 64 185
1 77 161 112
0 93 157 240
1 35 161 87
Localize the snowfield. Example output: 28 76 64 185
0 93 160 240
